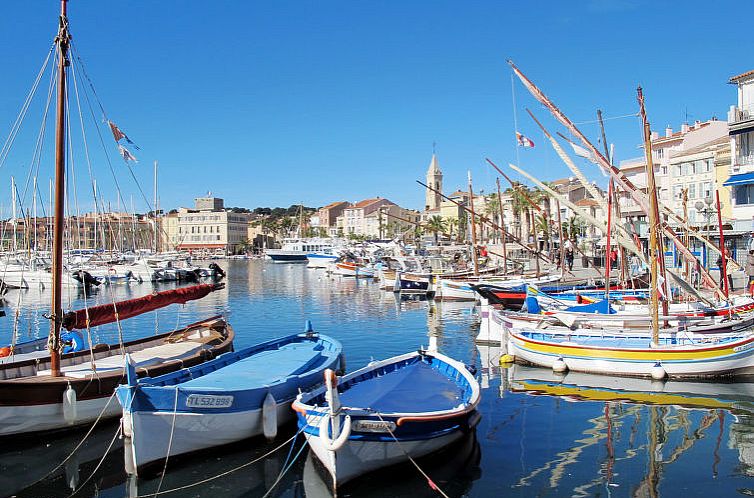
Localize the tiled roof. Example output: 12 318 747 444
730 70 754 83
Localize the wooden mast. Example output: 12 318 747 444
49 0 70 377
605 178 613 300
496 177 507 273
467 171 480 276
716 190 730 299
638 87 660 346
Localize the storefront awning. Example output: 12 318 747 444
723 172 754 186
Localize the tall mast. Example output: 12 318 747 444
33 176 38 252
49 0 70 377
604 178 613 301
153 160 158 253
467 171 479 276
496 177 507 273
638 87 659 346
11 177 17 253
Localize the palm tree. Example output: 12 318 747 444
457 211 468 243
446 218 459 241
506 184 530 240
484 193 502 243
426 215 447 245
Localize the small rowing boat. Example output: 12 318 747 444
117 322 343 475
293 348 480 491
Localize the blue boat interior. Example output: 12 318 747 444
311 355 473 413
563 299 616 314
137 334 341 390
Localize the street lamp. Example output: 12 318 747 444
694 197 715 269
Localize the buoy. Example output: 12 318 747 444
262 392 278 440
650 362 667 380
499 354 514 365
0 346 10 358
63 382 77 424
552 357 568 373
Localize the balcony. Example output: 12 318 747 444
729 104 754 132
731 154 754 172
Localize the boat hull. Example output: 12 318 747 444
306 418 472 488
0 317 234 437
123 401 294 475
266 250 308 263
508 329 754 379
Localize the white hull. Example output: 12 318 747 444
508 335 754 378
0 396 120 436
435 279 476 301
123 401 293 474
305 418 464 487
307 255 338 268
0 269 83 289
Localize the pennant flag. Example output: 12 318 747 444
108 121 140 150
118 145 138 163
569 141 598 163
516 131 535 148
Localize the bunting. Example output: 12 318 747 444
515 131 535 148
118 144 138 163
108 120 140 150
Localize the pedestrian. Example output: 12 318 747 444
716 255 734 292
747 249 754 295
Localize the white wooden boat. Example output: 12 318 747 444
117 325 343 475
293 349 480 491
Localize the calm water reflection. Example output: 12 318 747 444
2 260 753 497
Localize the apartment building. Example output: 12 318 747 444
173 197 251 254
726 70 754 229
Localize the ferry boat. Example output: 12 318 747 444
266 238 335 263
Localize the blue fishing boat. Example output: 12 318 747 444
116 322 343 475
292 348 481 491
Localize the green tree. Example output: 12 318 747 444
426 215 447 245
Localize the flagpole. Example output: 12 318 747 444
511 73 521 172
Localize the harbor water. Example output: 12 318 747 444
1 260 753 497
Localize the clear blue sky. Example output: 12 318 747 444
0 1 750 213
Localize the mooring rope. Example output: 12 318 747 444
374 411 450 498
134 419 315 497
27 390 117 488
260 438 309 498
67 421 122 497
153 387 180 497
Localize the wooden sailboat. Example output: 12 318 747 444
504 65 754 379
0 1 234 437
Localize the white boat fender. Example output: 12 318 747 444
262 392 278 440
320 414 352 451
650 362 667 380
552 357 568 373
63 382 77 424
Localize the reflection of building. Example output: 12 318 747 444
729 413 754 477
173 196 251 254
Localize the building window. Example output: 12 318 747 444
688 183 696 199
735 184 754 205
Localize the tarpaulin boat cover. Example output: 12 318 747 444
63 284 218 331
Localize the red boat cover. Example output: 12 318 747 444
63 284 220 331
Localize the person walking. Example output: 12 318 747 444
746 249 754 295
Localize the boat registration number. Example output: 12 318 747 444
352 420 396 433
186 395 234 409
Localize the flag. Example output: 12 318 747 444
569 141 598 164
108 121 140 149
516 131 535 148
118 145 138 163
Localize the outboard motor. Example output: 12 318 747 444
73 270 101 287
208 263 226 279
